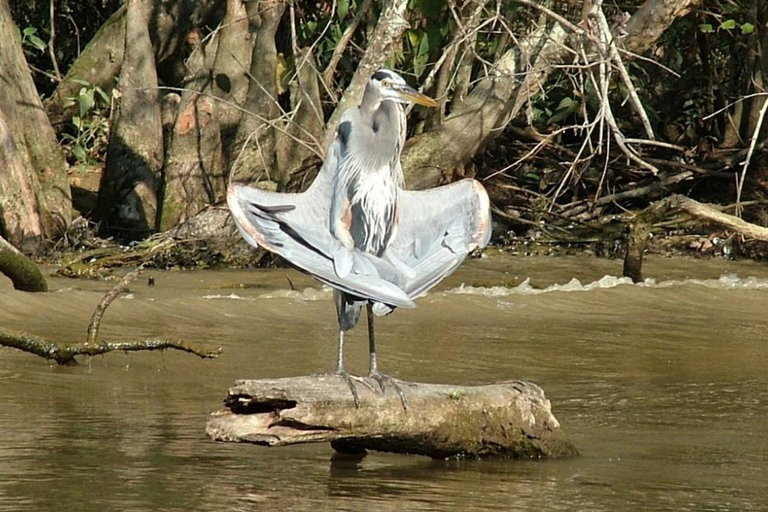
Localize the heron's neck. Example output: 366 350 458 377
357 99 405 173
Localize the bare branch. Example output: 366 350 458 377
736 96 768 216
86 265 145 345
0 328 221 366
322 0 373 87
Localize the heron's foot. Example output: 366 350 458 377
368 371 409 412
335 370 374 408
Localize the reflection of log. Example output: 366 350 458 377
623 194 768 282
206 375 578 459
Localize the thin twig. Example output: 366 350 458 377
48 0 62 81
323 0 373 87
735 95 768 216
592 3 654 140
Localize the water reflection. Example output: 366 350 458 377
1 254 767 511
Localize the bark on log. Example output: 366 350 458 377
206 375 578 459
98 0 164 239
0 235 48 292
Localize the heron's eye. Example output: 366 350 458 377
380 79 391 87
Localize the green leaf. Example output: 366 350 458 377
27 34 46 51
79 88 95 118
699 23 714 33
72 116 82 130
741 22 755 35
524 172 541 182
338 0 349 20
720 19 737 30
72 144 87 162
22 27 37 37
417 32 430 57
407 29 419 47
94 86 110 104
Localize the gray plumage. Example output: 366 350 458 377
228 69 492 400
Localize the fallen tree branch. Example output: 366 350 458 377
623 194 768 282
207 375 578 459
1 261 221 364
0 329 221 365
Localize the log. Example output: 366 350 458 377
0 235 48 292
206 375 578 459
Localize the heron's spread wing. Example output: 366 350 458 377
226 134 414 309
386 179 492 299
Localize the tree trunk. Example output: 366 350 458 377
229 0 286 184
275 47 324 187
158 32 224 231
0 0 71 251
322 0 410 149
206 375 578 459
45 0 225 129
97 0 163 240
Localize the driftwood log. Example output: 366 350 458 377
206 375 577 459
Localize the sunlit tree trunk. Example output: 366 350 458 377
0 0 71 253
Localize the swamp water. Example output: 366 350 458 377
1 252 767 511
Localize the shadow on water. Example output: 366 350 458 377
1 253 767 511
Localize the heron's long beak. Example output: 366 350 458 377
395 85 438 107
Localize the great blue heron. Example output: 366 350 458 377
227 69 492 406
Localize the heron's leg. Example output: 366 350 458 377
335 328 366 408
367 304 377 374
336 329 346 373
366 304 409 411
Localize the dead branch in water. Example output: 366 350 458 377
0 330 221 365
207 375 578 459
623 194 768 282
1 264 221 365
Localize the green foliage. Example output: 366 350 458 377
20 26 47 52
60 80 111 168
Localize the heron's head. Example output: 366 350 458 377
369 69 437 107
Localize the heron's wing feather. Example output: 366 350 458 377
226 129 413 308
387 179 492 298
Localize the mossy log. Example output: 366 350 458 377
206 375 578 459
0 235 47 292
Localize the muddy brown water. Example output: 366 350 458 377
1 252 767 511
